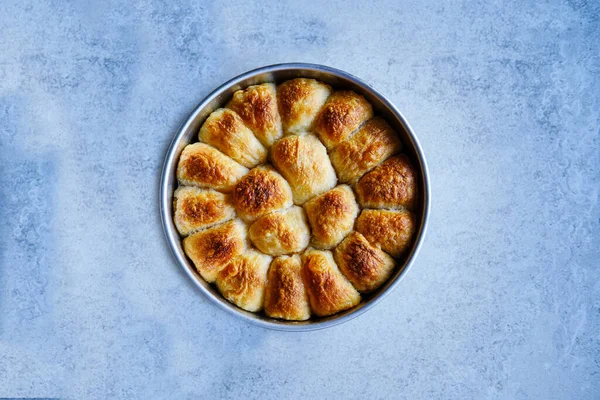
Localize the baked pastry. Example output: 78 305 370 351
198 108 267 168
248 206 310 256
277 78 332 134
270 134 336 204
334 232 395 292
302 249 361 317
183 219 247 283
227 83 282 146
329 117 402 183
232 166 293 221
303 185 359 249
356 209 415 258
356 154 418 210
216 249 272 312
173 187 235 236
173 77 420 321
264 255 311 320
312 90 373 149
177 143 248 192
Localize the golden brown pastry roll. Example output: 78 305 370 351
303 185 359 249
270 134 337 204
277 78 332 134
302 249 361 317
198 108 267 168
329 117 402 183
312 91 374 149
356 154 418 210
216 249 272 312
173 186 235 236
264 255 311 320
183 219 247 283
226 83 283 147
248 206 310 256
177 143 248 192
334 232 396 292
356 209 415 258
232 166 293 221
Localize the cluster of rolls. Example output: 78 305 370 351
174 78 418 321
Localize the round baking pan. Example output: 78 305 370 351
160 63 430 331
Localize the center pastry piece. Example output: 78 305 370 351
173 78 418 321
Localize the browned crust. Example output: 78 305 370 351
277 78 332 133
356 209 416 258
270 134 337 204
330 117 402 183
213 108 239 133
301 250 361 317
233 166 292 220
248 207 310 255
227 83 282 146
264 255 311 320
334 232 395 292
182 194 226 225
303 185 358 248
271 134 301 164
312 91 374 149
356 154 418 210
199 109 266 168
216 250 271 312
176 143 247 191
182 220 246 283
174 187 234 235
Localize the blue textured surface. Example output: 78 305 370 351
1 1 599 399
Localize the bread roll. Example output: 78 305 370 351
356 209 415 258
177 143 248 192
183 220 247 283
264 255 311 320
277 78 332 134
226 83 282 146
248 206 310 256
216 249 272 312
271 134 337 204
232 166 293 221
303 185 359 249
312 90 373 149
356 154 418 210
302 249 361 317
334 232 396 292
198 108 267 168
173 186 235 236
329 117 402 183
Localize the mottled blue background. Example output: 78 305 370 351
1 0 599 399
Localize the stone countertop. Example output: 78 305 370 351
1 1 598 399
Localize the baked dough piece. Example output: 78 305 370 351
264 255 311 320
356 209 415 258
216 249 272 312
232 166 293 221
356 154 418 210
248 206 310 256
334 232 396 292
271 134 337 204
226 83 282 147
173 186 235 236
301 249 361 317
198 108 267 168
303 185 359 249
312 90 373 149
329 117 402 183
183 220 247 283
277 78 332 134
177 143 248 192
